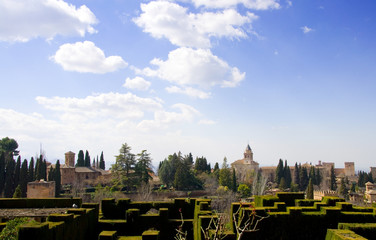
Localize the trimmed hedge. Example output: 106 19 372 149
0 198 82 208
338 223 376 239
325 229 367 240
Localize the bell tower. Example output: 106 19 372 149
244 144 253 163
65 151 75 167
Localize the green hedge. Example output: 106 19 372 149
338 223 376 240
0 198 82 208
325 229 367 240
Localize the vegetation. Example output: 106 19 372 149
0 217 34 240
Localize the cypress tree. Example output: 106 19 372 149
99 151 105 170
14 156 21 189
306 178 313 199
76 150 84 167
0 152 5 195
35 157 41 180
13 184 22 198
299 167 309 191
309 166 316 185
275 159 284 184
48 166 54 181
42 160 47 180
55 160 61 197
316 168 321 187
330 165 337 190
284 160 292 188
20 159 28 197
84 150 91 167
28 157 34 182
232 168 237 192
293 162 300 186
4 158 16 197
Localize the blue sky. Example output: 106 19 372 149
1 0 375 171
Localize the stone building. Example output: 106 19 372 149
231 145 259 182
27 180 55 198
48 151 110 186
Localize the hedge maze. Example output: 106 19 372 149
1 193 376 239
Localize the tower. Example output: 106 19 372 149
65 151 75 167
244 144 253 163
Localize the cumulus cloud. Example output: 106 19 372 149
301 26 313 34
50 41 127 73
123 77 151 91
198 119 216 125
0 0 98 42
139 47 245 89
190 0 280 10
133 1 256 48
166 86 211 99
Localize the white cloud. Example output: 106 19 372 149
166 86 211 99
0 0 98 42
123 77 151 91
133 1 256 48
301 26 313 34
190 0 280 10
140 47 245 89
51 41 127 73
36 92 163 120
137 103 200 131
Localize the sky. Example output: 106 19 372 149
1 0 376 171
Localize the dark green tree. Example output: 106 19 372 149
13 185 22 198
135 150 153 184
309 166 316 185
213 162 219 180
158 160 173 186
55 160 61 197
173 161 201 190
316 168 321 187
339 177 348 199
48 166 54 181
195 157 209 173
275 159 284 185
219 157 232 188
284 160 292 188
293 162 300 187
42 160 47 180
279 177 286 191
330 165 337 191
299 166 309 191
84 150 91 167
20 159 28 197
99 151 105 170
112 143 136 191
4 158 16 197
0 152 5 195
14 156 21 190
0 137 19 158
76 150 85 167
183 153 194 168
306 178 313 199
28 157 34 182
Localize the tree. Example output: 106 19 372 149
76 150 85 167
183 153 193 168
4 158 16 197
339 178 349 199
28 157 34 182
299 166 309 191
330 165 337 191
158 160 173 186
219 158 232 188
135 150 153 185
232 168 237 192
238 184 250 198
55 160 61 197
13 185 22 198
99 151 105 170
84 150 91 167
112 143 136 191
14 156 21 189
293 162 300 187
213 162 220 180
284 160 292 188
195 157 210 173
20 160 28 197
306 178 313 199
275 159 284 185
0 152 5 195
0 137 19 158
279 177 286 191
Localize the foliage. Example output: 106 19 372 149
219 158 232 188
251 170 268 196
299 166 309 191
195 156 210 173
358 171 373 187
111 143 136 191
275 159 284 185
0 137 19 157
28 157 34 183
14 157 21 191
99 151 105 170
330 165 337 190
232 168 237 192
135 150 153 185
84 150 91 167
237 184 250 198
4 158 15 197
306 178 313 199
0 217 34 240
13 185 22 198
76 150 85 167
19 160 28 197
0 152 5 195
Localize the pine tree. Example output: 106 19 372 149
99 151 105 170
13 185 22 198
0 152 5 195
28 157 34 182
76 150 85 167
4 158 16 197
135 150 153 184
213 162 219 180
279 177 286 191
20 159 28 197
306 178 313 199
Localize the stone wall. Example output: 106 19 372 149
27 181 55 198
